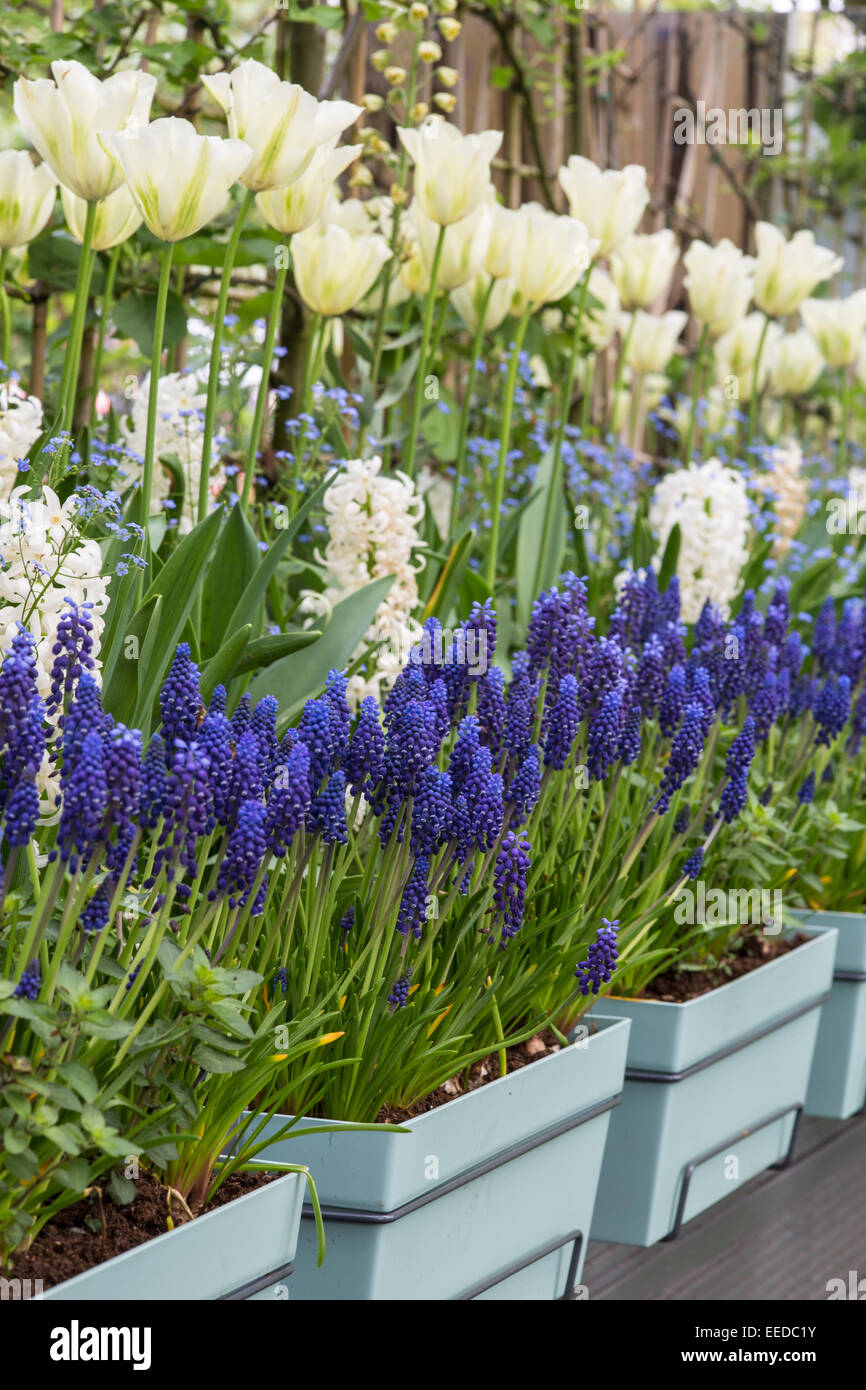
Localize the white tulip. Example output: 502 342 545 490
98 118 253 243
14 61 156 203
801 290 866 369
682 238 755 338
753 222 842 317
450 271 517 333
855 337 866 392
714 311 782 399
293 221 391 316
256 140 362 235
398 118 502 226
61 181 142 251
511 203 596 305
557 156 649 258
769 330 824 396
623 309 687 374
410 199 490 292
611 229 678 310
583 267 620 351
484 194 528 280
0 150 57 250
201 60 362 193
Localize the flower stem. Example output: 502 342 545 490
90 242 121 429
533 272 591 598
141 240 176 535
485 301 533 590
610 307 635 439
403 223 447 480
242 254 289 510
747 312 771 445
199 188 255 524
59 199 97 432
839 366 851 474
449 279 494 537
0 250 10 370
683 322 709 464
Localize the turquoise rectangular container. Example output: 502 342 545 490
38 1169 304 1301
246 1014 630 1300
590 927 837 1247
792 909 866 1118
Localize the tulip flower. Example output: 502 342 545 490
101 117 253 523
753 222 842 318
100 118 252 529
398 119 501 226
511 204 596 305
769 330 824 397
292 220 392 317
855 337 866 393
801 290 866 369
60 182 142 252
410 199 491 292
584 267 621 352
682 238 755 338
714 311 782 402
256 140 362 236
611 229 679 310
450 271 517 334
0 151 57 250
484 195 528 280
99 118 252 243
201 60 362 193
681 238 755 461
14 62 156 203
14 61 156 427
557 156 649 258
623 309 687 374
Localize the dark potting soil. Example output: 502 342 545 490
377 1029 562 1123
10 1167 278 1290
638 931 810 1003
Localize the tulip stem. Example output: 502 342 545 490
683 322 709 465
839 367 851 474
242 256 289 511
747 312 771 446
580 355 595 438
485 301 532 590
449 277 495 538
533 268 591 599
59 199 97 433
141 241 176 538
199 187 255 524
404 223 447 481
90 242 121 430
0 250 10 370
610 308 635 440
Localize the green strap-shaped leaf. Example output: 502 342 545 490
130 506 223 732
200 502 261 658
222 474 333 640
250 575 395 730
198 622 253 705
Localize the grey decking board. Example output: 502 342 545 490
583 1114 866 1300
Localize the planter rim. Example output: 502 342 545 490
298 1092 621 1224
602 926 831 1014
41 1165 302 1301
272 1012 630 1137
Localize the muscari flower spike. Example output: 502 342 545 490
575 917 620 997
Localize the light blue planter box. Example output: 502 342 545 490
590 927 837 1247
246 1014 630 1301
39 1169 304 1301
792 909 866 1119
